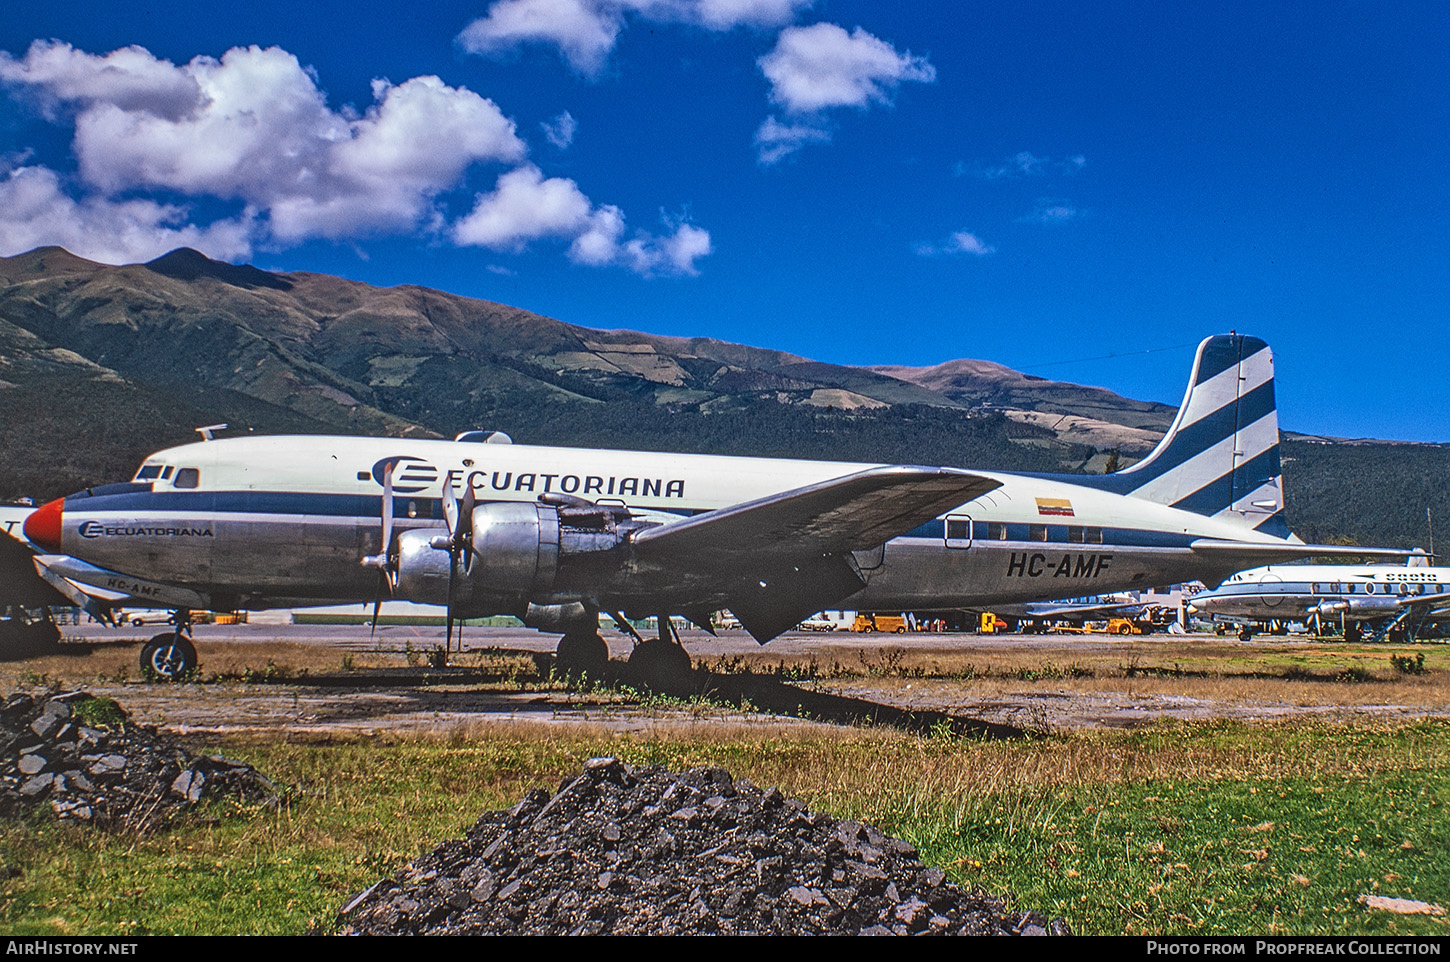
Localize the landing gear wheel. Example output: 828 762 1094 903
627 639 695 693
141 632 196 681
554 630 608 682
1238 627 1253 641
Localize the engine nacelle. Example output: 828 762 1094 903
394 501 629 617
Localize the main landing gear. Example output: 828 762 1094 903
554 627 609 680
627 617 696 693
548 610 697 693
140 609 197 681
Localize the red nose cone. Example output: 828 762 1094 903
23 498 63 552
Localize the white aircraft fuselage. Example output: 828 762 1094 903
1188 561 1447 622
20 334 1382 646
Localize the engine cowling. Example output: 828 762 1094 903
394 500 631 616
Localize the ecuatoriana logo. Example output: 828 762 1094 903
372 456 439 494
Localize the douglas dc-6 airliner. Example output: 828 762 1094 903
1189 555 1450 642
18 334 1398 680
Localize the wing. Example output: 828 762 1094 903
1021 600 1145 619
0 524 73 609
1396 589 1450 617
627 465 1000 642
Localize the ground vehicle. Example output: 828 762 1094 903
853 613 907 633
979 612 1011 634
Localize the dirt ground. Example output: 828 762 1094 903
8 623 1448 738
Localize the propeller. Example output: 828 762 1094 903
361 460 398 633
437 480 476 651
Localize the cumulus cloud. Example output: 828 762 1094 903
0 164 254 263
914 230 995 258
454 165 710 274
754 23 933 163
0 42 528 244
458 0 625 78
759 23 934 114
458 0 813 77
0 40 709 276
541 109 578 148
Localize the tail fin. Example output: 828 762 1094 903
1103 334 1288 536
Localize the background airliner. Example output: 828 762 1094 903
17 334 1401 680
1189 555 1449 641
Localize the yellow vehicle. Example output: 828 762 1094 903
852 613 908 633
979 612 1011 634
1106 617 1143 635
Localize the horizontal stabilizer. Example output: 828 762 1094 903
1189 540 1415 560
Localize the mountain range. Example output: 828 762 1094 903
0 247 1443 548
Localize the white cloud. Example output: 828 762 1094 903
541 109 578 149
758 23 934 115
0 164 254 263
453 164 594 249
0 40 710 275
1021 200 1081 224
458 0 625 78
968 151 1087 180
0 42 525 246
752 114 832 165
915 230 995 258
455 165 711 275
0 41 203 120
457 0 813 76
0 43 531 243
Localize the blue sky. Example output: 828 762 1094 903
1 1 1445 441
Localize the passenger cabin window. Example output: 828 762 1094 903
1030 524 1047 542
946 519 970 540
1068 526 1085 544
174 468 200 489
1086 526 1103 544
986 522 1008 541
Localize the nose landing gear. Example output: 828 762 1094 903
140 609 197 681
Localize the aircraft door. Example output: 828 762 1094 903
1261 572 1283 608
945 514 972 550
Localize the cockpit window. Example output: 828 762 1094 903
135 465 163 481
174 468 201 489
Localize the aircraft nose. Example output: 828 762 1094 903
23 497 64 552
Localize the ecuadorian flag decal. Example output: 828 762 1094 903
1036 497 1075 517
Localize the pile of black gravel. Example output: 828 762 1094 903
0 690 278 832
339 756 1070 936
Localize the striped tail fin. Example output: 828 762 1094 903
1105 334 1289 536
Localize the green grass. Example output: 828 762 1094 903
1 721 1446 936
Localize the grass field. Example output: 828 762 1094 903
1 720 1446 936
1 634 1447 936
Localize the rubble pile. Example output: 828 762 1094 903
0 690 278 831
340 756 1069 936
